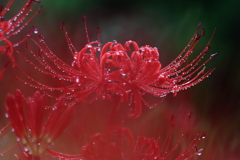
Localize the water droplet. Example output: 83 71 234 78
52 106 57 110
5 113 8 118
16 137 20 141
86 44 92 48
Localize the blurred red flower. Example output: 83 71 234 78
47 123 206 160
5 89 74 157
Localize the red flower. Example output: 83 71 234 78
80 126 134 160
0 0 41 67
47 123 206 160
16 22 216 118
5 89 74 156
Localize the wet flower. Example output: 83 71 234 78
5 89 74 157
0 0 41 67
16 22 216 118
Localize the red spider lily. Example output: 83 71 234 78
47 117 206 160
15 22 216 118
0 0 41 67
5 89 74 157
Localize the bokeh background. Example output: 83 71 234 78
0 0 240 159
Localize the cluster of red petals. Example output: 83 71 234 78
0 0 41 79
47 125 206 160
5 89 74 156
16 23 216 118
